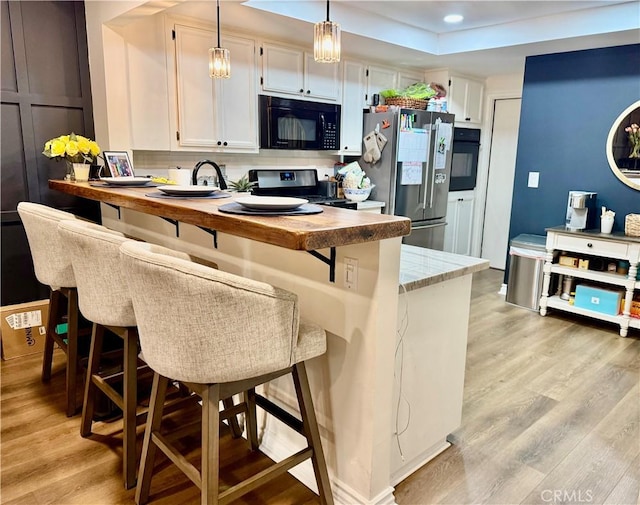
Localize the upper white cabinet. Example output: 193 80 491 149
424 70 485 125
173 24 258 151
398 70 425 90
366 65 397 105
261 42 340 101
340 60 366 154
449 75 484 124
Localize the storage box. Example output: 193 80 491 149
574 285 623 315
622 298 640 318
559 255 579 268
1 300 49 360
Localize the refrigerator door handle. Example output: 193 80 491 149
412 222 447 230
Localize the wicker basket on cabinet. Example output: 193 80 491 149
625 214 640 237
383 97 429 110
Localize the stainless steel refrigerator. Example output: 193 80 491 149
361 109 455 250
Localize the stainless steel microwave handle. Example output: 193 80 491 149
319 113 326 141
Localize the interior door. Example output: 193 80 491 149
481 98 521 269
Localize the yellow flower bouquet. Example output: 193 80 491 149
43 132 100 164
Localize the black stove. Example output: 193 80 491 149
248 169 356 209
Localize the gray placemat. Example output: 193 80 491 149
145 191 232 199
89 181 160 188
218 202 323 216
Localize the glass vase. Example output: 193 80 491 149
65 160 76 181
630 143 640 159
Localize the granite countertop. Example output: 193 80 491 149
399 244 490 292
356 200 385 210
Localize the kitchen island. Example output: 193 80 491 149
50 180 486 505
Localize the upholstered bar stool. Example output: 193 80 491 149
57 219 143 489
119 241 334 505
17 202 88 416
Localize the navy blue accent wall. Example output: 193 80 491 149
507 44 640 258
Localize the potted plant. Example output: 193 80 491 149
228 174 257 193
42 132 100 182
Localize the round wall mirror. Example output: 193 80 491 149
606 100 640 191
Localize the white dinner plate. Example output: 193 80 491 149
100 177 152 186
236 196 308 211
157 185 218 197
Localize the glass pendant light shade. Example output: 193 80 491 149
209 47 230 78
209 0 230 79
314 0 340 63
314 20 341 63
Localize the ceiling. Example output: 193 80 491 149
160 0 640 77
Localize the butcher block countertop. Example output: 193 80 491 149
50 180 411 251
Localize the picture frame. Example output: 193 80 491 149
103 151 135 177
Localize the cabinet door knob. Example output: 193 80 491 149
306 90 311 94
587 242 593 248
217 141 222 146
223 141 228 146
299 88 304 93
465 117 471 121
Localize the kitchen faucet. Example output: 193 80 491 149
192 159 227 190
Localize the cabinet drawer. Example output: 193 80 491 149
554 234 630 259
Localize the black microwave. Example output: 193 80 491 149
259 95 340 150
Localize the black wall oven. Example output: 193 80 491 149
450 127 480 191
259 95 340 150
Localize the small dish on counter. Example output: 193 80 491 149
157 185 218 197
100 177 153 186
236 196 308 211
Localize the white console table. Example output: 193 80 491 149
539 226 640 337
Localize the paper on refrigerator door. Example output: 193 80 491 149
400 161 422 185
434 122 452 170
398 128 429 162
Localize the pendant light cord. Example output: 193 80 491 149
326 0 330 22
216 0 221 48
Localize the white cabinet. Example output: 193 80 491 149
540 228 640 337
444 191 474 255
424 70 485 125
397 70 424 90
261 42 340 101
366 65 397 105
173 25 258 152
340 60 366 154
449 75 484 124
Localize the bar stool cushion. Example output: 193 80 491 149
17 202 79 290
120 241 326 384
58 220 136 328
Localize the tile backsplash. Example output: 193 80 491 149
133 150 340 185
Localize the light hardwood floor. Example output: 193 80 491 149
2 268 638 505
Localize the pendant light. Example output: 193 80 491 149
314 0 341 63
209 0 230 78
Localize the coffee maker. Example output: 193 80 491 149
565 191 597 231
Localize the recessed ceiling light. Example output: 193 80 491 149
444 14 464 24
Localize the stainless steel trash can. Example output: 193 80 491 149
506 234 547 311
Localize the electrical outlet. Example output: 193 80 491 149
344 257 358 290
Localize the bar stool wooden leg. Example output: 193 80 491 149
202 384 221 505
293 362 334 505
65 288 80 416
123 328 139 489
136 374 169 505
81 323 104 438
42 289 61 383
245 388 259 451
222 397 242 439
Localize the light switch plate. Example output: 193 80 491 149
528 172 539 188
344 257 358 290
